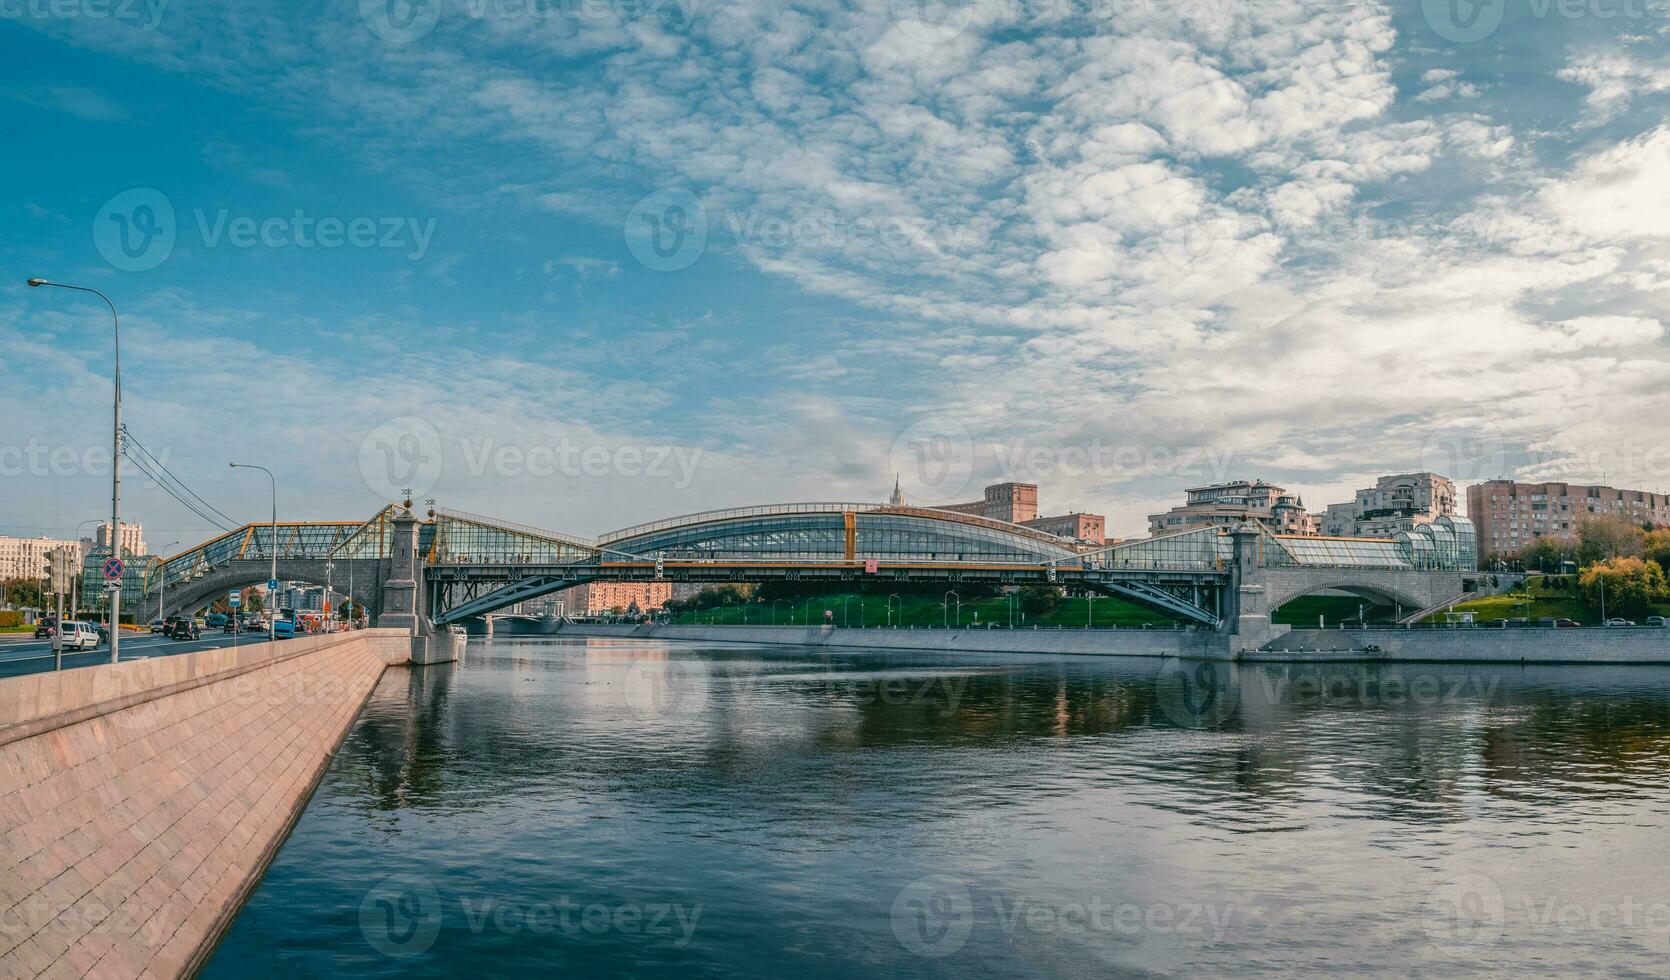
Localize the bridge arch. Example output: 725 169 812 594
1262 572 1434 620
152 559 382 622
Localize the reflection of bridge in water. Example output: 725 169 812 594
119 501 1481 650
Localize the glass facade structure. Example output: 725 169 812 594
424 510 597 565
602 504 1079 563
1098 527 1230 571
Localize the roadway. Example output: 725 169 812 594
0 630 267 680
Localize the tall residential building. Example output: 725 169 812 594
930 481 1106 545
0 535 86 583
1467 480 1670 558
96 522 147 557
1318 473 1457 538
1148 480 1315 536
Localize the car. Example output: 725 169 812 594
57 621 99 651
96 623 110 644
164 616 201 641
1604 618 1636 627
33 618 57 639
1646 616 1667 627
244 618 266 633
1553 618 1580 628
149 619 166 634
1488 618 1509 628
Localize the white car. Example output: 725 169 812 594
58 621 100 650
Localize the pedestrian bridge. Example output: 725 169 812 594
127 502 1480 646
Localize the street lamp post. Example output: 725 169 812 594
1087 592 1096 628
27 279 122 662
944 590 960 628
229 462 277 641
325 560 336 633
153 540 180 624
887 592 900 628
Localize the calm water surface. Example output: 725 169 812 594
204 637 1670 977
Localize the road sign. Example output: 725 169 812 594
268 578 279 591
865 559 878 574
102 557 125 582
229 590 242 607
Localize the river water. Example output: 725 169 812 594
203 636 1670 978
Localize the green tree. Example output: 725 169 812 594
1017 585 1062 616
1643 528 1670 578
1579 557 1667 619
1516 536 1567 572
1577 516 1646 564
1 578 45 608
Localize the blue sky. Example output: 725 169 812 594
3 0 1670 548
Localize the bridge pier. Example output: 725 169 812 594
375 506 459 664
1223 523 1283 653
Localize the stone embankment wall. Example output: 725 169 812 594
560 622 1670 665
559 623 1220 658
0 629 413 979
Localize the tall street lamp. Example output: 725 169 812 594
154 540 180 623
944 590 960 628
28 279 123 663
229 462 277 641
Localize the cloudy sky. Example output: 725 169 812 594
3 0 1669 547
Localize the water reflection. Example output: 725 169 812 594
207 638 1670 978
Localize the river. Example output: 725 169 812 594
203 636 1670 977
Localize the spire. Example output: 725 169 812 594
889 473 906 506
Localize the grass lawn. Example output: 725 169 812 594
1417 590 1670 624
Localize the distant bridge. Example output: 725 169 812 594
114 502 1481 649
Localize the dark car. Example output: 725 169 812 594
1553 618 1580 627
223 617 241 633
164 616 201 641
33 618 57 639
96 623 110 644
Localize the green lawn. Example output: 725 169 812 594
1416 591 1670 625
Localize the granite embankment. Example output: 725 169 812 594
0 629 418 978
559 622 1670 665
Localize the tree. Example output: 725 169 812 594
242 587 265 614
1579 557 1667 619
1644 528 1670 578
1516 536 1567 572
1577 516 1646 565
1 578 45 608
1018 585 1062 616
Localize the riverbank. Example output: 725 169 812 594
559 622 1670 664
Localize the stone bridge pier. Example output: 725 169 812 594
374 507 459 664
1222 524 1473 653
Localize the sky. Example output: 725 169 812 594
3 0 1670 549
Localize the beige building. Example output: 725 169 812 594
0 535 86 583
925 480 1107 545
1148 480 1314 536
96 522 147 556
1319 473 1457 538
565 581 673 616
1467 480 1670 558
